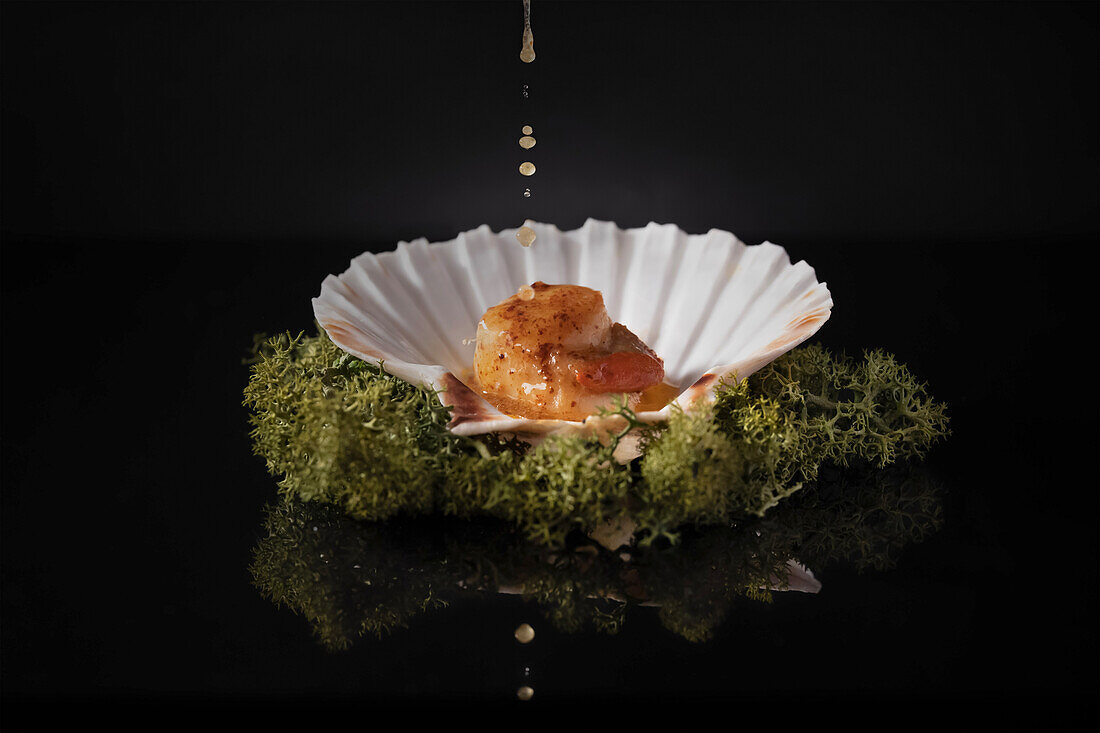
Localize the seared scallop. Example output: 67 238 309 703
473 282 665 421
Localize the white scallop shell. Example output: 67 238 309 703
313 219 832 438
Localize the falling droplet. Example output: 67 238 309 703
514 622 536 643
519 0 535 63
518 162 536 176
517 686 535 701
523 188 531 198
521 125 533 135
519 136 536 150
520 39 535 62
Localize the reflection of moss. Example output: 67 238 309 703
781 462 944 572
244 333 948 546
638 522 793 643
250 501 450 650
250 461 944 649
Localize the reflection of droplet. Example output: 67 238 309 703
523 188 531 198
517 686 534 701
515 226 537 248
519 162 536 176
521 125 533 135
519 136 536 149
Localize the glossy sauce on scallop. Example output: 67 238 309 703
473 283 665 421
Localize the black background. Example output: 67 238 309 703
2 1 1097 731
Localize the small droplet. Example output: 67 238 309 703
519 136 536 150
517 685 534 701
521 125 533 135
515 226 537 248
523 188 531 198
518 162 536 176
514 622 536 643
516 284 535 300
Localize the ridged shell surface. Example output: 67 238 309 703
313 219 832 437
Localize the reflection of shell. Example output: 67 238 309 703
313 219 832 438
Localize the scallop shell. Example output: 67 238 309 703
313 219 832 438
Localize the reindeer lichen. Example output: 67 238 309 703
244 332 949 546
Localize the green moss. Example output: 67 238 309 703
635 402 742 542
244 332 949 545
745 345 950 467
243 333 455 520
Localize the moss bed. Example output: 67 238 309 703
244 332 949 547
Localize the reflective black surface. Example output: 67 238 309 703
2 2 1097 730
248 461 944 650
